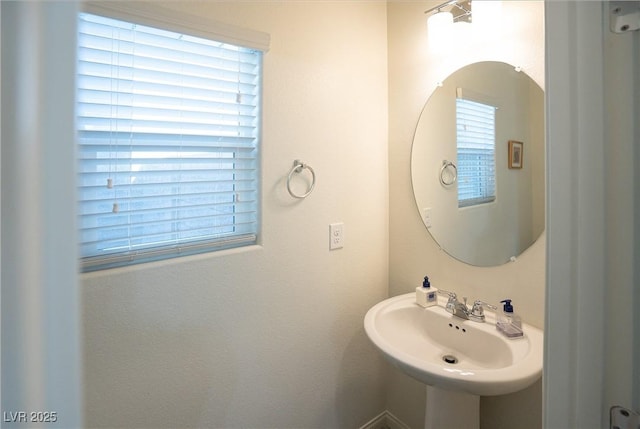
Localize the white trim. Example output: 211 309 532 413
1 1 82 426
544 1 606 427
385 411 412 429
359 411 388 429
602 0 639 416
359 411 411 429
81 1 270 52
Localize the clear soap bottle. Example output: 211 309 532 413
416 276 437 307
496 299 523 338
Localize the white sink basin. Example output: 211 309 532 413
364 293 543 396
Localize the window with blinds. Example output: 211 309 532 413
77 12 262 271
456 97 496 208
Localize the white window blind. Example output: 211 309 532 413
456 98 496 208
77 12 262 271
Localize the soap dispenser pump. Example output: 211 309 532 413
416 276 437 308
496 299 523 338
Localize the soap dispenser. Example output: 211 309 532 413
416 276 437 307
496 299 523 338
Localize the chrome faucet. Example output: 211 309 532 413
438 290 496 323
468 299 497 323
438 290 468 319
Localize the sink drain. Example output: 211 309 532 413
442 354 458 364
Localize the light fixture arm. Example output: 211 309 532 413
425 0 472 23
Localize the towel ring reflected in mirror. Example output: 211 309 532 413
439 160 457 187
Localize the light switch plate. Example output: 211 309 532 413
329 223 344 250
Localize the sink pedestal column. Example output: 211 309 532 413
424 385 479 429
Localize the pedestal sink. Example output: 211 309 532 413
364 293 543 428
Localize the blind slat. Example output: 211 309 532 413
77 12 262 270
77 130 257 149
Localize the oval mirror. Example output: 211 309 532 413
411 61 545 266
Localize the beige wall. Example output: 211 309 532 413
81 2 390 427
387 1 545 428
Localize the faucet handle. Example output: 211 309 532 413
472 300 497 312
469 300 497 322
438 289 458 314
437 289 456 299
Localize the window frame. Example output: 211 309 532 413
77 4 269 272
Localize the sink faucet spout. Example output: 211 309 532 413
452 301 470 320
438 290 470 320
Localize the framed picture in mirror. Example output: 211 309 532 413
508 140 523 169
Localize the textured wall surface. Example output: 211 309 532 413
82 2 390 427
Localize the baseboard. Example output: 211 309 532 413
359 410 411 429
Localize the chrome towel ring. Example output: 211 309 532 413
287 159 316 199
439 160 457 187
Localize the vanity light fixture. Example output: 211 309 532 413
426 1 503 31
425 0 471 47
425 0 472 24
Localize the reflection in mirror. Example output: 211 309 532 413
411 61 545 267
